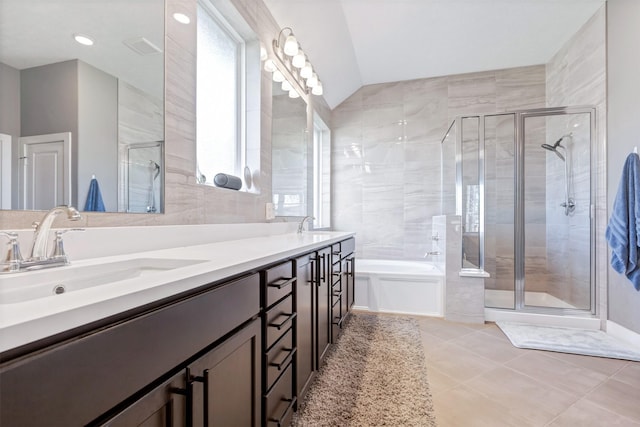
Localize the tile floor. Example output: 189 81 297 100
415 316 640 427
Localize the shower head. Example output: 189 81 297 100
541 134 570 161
541 143 565 161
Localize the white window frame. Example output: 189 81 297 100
313 114 331 229
196 0 259 191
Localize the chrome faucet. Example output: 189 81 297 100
30 206 82 260
297 216 315 233
0 206 83 273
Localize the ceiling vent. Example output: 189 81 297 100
123 37 162 56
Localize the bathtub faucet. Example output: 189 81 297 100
424 251 441 257
297 216 315 233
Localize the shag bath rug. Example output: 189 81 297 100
497 321 640 362
292 313 437 427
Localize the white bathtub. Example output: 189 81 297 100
354 259 444 317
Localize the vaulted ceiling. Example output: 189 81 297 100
263 0 606 109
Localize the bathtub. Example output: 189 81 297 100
354 259 444 317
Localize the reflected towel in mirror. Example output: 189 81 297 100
84 177 106 212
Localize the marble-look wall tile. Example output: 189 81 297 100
546 5 606 317
332 65 547 260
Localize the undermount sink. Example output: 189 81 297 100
0 258 207 305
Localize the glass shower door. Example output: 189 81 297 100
520 109 594 311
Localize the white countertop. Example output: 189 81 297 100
0 231 354 354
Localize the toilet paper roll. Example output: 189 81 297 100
213 173 243 190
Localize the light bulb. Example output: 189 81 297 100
272 70 285 83
264 59 276 73
300 61 312 79
292 52 306 68
289 89 300 98
283 34 298 56
281 80 292 92
312 82 323 96
260 45 267 61
307 73 318 88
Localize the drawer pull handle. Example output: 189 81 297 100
268 396 297 427
269 348 296 371
268 277 295 289
269 312 297 330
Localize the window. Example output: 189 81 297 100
196 0 259 190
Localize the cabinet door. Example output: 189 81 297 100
294 253 315 401
315 247 331 368
189 318 261 427
346 255 355 309
101 371 187 427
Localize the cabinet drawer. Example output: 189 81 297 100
341 238 355 256
264 261 295 308
265 294 295 351
331 243 341 264
266 327 294 391
265 362 295 427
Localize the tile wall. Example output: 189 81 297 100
331 65 546 260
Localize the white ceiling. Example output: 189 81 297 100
0 0 164 99
263 0 606 109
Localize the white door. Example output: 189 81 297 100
19 132 72 210
0 133 11 209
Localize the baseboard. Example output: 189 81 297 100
607 320 640 350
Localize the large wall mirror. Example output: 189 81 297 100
0 0 164 213
271 76 309 217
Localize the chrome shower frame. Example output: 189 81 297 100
453 105 597 316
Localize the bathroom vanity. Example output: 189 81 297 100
0 232 355 427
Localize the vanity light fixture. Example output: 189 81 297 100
292 51 306 68
311 82 323 96
281 80 293 92
264 27 323 97
264 59 277 73
172 12 191 24
73 33 94 46
272 70 285 83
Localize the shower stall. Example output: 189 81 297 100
441 106 596 315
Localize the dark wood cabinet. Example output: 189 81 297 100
294 245 333 403
261 261 296 427
315 246 331 368
102 371 187 427
0 274 260 427
294 253 315 402
104 319 261 427
0 237 355 427
190 318 262 427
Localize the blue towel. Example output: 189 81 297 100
606 153 640 290
84 177 106 212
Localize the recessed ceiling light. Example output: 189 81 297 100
73 33 94 46
173 12 191 24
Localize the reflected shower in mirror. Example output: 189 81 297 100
0 0 165 213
